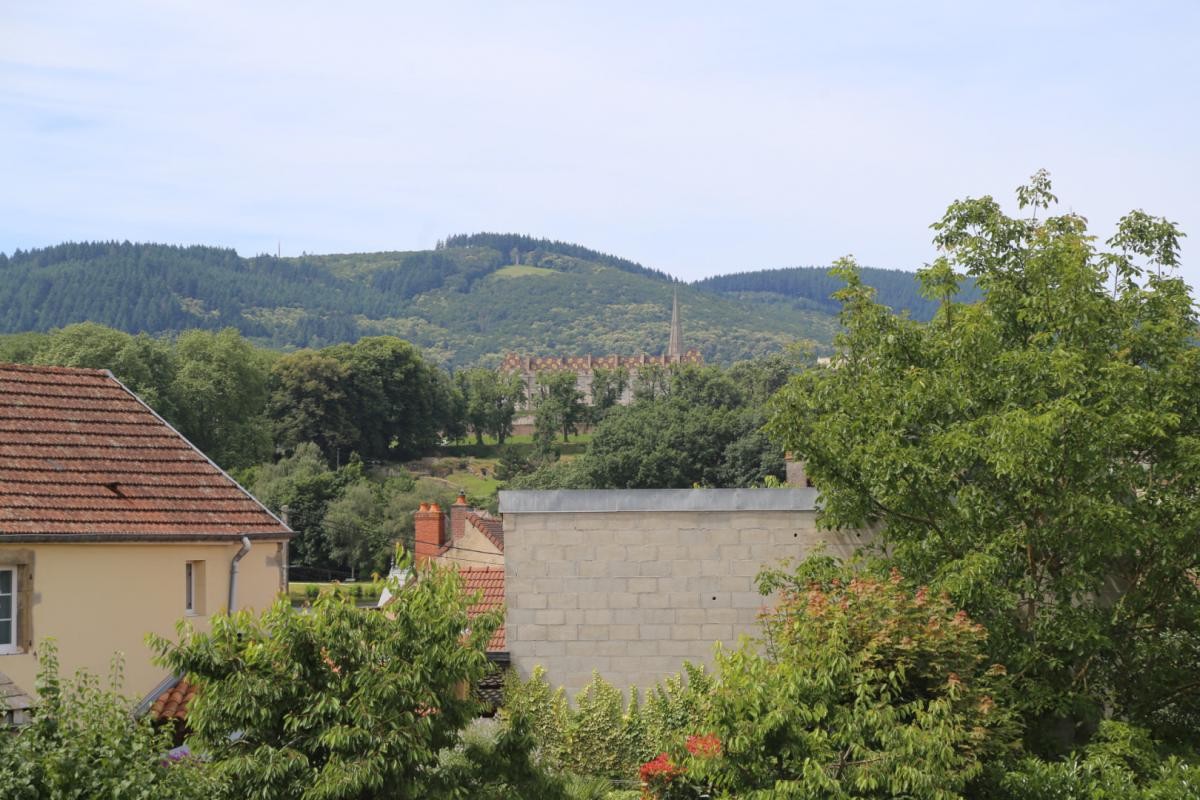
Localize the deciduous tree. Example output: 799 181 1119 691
768 171 1200 751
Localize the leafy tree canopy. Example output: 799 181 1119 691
149 560 533 800
768 170 1200 752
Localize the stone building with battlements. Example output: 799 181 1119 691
499 291 702 427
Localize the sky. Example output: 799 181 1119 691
2 1 1199 284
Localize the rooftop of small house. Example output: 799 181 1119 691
0 362 290 541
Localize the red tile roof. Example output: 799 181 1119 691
150 677 197 721
0 363 290 539
465 511 504 553
460 566 505 651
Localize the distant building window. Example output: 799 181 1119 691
185 561 206 615
0 567 16 654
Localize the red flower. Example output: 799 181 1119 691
685 733 722 758
640 753 680 782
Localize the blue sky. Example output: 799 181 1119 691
2 2 1198 284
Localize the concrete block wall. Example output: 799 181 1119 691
500 489 868 697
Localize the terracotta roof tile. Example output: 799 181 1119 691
460 566 505 651
0 363 289 539
465 511 504 553
149 677 197 721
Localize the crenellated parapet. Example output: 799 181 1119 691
499 350 702 374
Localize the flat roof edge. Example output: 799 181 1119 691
499 488 818 514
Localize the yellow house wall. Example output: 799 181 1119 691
439 521 503 568
0 539 287 701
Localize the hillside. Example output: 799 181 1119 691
693 265 980 322
0 236 945 366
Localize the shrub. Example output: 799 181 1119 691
304 584 320 600
151 557 508 800
687 558 1021 799
501 666 714 784
998 721 1197 799
0 641 223 799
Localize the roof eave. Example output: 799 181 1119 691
0 531 294 544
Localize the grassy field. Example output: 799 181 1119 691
288 581 383 605
444 468 500 497
443 432 592 459
491 264 559 279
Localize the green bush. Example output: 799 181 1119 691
304 584 320 600
500 665 714 784
0 641 224 799
999 722 1197 799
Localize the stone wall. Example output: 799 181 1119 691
500 489 869 696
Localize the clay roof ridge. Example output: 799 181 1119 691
0 362 111 377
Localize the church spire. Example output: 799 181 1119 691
667 287 683 359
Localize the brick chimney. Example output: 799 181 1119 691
414 502 445 565
449 493 468 546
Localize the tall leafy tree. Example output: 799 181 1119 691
458 368 524 445
321 480 405 579
268 350 358 463
34 322 179 418
325 337 441 460
533 370 585 443
768 171 1200 752
171 328 274 468
589 366 629 421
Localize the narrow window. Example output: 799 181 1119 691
0 567 16 654
185 561 206 615
185 562 195 613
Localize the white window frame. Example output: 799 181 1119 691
0 566 17 655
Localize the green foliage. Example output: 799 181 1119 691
0 641 223 799
998 722 1198 799
170 327 274 467
458 368 525 445
500 665 715 784
149 561 504 800
768 172 1200 751
241 444 352 568
694 263 980 322
268 350 358 461
321 479 403 579
534 370 586 443
322 336 449 460
23 322 273 469
642 663 716 752
541 363 787 489
432 716 572 799
34 321 178 415
685 559 1020 799
0 238 843 366
589 366 629 421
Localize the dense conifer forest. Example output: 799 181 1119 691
694 264 980 321
0 237 948 365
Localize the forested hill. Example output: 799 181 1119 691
693 265 980 322
0 238 943 366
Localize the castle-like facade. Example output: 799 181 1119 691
499 291 702 409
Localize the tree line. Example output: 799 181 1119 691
1 323 798 578
694 262 981 321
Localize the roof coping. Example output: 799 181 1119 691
499 488 818 514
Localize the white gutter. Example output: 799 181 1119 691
227 536 252 612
